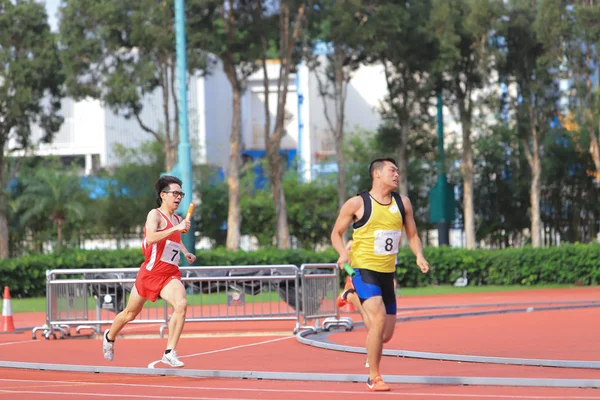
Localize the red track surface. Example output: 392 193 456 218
1 287 600 400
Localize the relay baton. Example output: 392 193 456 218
343 263 356 277
182 203 195 233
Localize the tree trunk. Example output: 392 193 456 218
0 193 8 259
459 109 475 250
223 3 242 250
334 130 347 211
527 105 542 248
333 46 348 210
590 121 600 178
165 143 178 172
262 3 304 249
56 218 64 251
530 149 542 247
268 146 290 248
226 86 242 250
593 53 600 179
398 121 409 196
162 62 176 172
0 151 8 259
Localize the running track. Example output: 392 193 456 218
1 287 599 400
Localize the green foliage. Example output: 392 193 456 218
0 0 64 258
59 0 213 103
397 243 600 288
7 143 166 254
16 160 90 251
92 142 165 243
3 244 600 297
195 168 229 247
198 166 339 249
368 0 438 125
241 188 276 247
0 247 339 297
284 174 338 250
58 0 216 169
541 128 600 243
343 132 436 230
472 124 530 245
0 0 64 149
0 249 145 297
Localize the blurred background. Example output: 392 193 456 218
1 0 599 267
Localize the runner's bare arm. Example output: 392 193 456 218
145 210 190 245
331 197 362 268
401 197 429 273
179 242 196 264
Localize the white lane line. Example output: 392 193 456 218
0 390 258 400
0 339 41 347
147 336 293 368
1 378 599 399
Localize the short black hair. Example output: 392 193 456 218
369 158 397 179
155 175 183 206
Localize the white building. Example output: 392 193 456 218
9 56 396 181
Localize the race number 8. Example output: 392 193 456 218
384 238 394 252
374 230 401 255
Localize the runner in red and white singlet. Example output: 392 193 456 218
136 209 183 301
102 175 196 368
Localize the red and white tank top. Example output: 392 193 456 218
139 209 182 276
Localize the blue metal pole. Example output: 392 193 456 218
175 0 194 258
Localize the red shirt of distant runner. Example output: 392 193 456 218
135 209 183 302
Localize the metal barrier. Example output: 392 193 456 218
32 264 341 339
298 264 353 332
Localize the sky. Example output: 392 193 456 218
42 0 60 32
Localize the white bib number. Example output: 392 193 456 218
374 230 401 255
160 239 180 265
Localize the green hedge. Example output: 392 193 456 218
1 244 599 297
397 243 600 287
0 248 338 297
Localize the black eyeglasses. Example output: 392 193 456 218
163 191 185 199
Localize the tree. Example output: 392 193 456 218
94 141 165 246
542 127 600 244
0 0 63 258
196 0 268 250
59 0 214 171
18 163 88 251
258 0 306 249
344 131 437 232
305 0 371 209
368 0 438 197
431 0 503 249
196 162 257 247
284 171 338 249
472 123 530 247
563 1 600 179
500 0 561 247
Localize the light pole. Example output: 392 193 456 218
163 0 195 259
429 90 455 246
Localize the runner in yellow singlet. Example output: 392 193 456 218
331 157 430 392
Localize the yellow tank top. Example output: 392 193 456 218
350 194 403 273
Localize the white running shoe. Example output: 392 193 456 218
365 359 369 368
162 350 185 368
102 330 114 361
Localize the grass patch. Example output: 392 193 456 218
9 284 578 313
10 290 284 314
